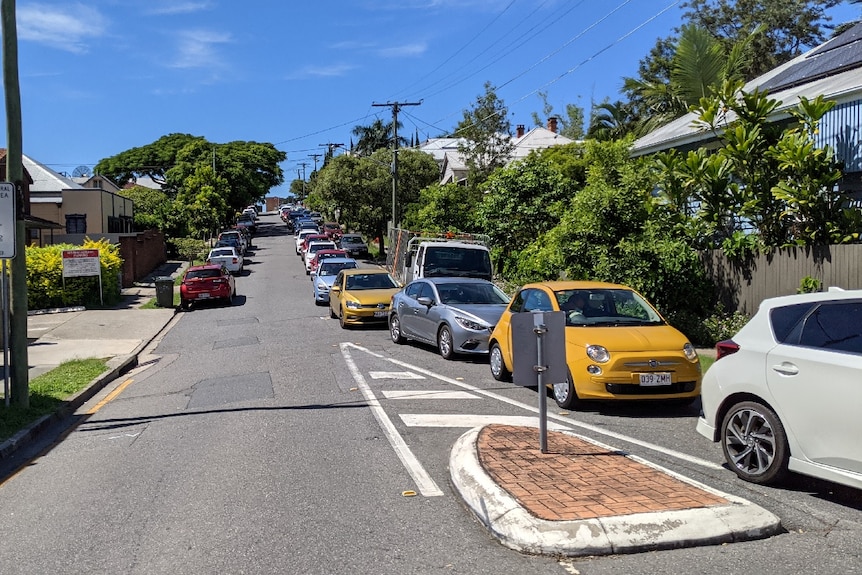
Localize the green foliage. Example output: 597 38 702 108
0 359 107 442
171 237 209 262
720 231 762 261
455 82 514 188
25 238 123 310
402 183 477 233
701 308 751 344
798 275 822 294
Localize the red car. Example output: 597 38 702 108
300 234 329 254
179 264 237 310
322 222 342 241
308 249 348 275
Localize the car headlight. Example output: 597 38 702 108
346 300 362 309
586 344 610 363
454 316 488 331
683 343 698 361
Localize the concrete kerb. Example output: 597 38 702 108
449 425 782 557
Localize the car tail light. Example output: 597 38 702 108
715 339 740 360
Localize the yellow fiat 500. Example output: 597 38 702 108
488 281 701 409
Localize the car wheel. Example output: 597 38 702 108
720 400 789 485
339 307 349 329
489 342 511 382
180 299 191 311
330 304 337 319
553 371 581 410
390 313 405 344
438 325 455 360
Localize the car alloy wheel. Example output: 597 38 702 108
390 314 405 344
720 401 789 485
553 371 581 410
438 325 454 360
339 307 349 329
489 342 511 382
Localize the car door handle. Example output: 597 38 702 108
771 363 799 376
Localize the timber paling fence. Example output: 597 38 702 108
702 244 862 315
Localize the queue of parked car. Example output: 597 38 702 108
284 208 862 493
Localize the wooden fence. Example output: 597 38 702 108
702 244 862 315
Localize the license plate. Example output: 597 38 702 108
196 293 211 299
373 311 387 318
639 372 671 386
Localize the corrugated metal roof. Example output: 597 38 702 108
21 154 84 192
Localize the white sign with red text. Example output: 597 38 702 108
62 249 101 278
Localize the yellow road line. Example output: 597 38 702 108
86 378 134 415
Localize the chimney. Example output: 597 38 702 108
547 116 558 133
516 124 525 138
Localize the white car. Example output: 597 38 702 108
697 288 862 490
218 230 247 255
304 240 337 273
206 246 243 275
295 229 319 255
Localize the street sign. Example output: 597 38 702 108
62 249 101 278
0 182 16 259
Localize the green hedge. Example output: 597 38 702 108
26 238 123 310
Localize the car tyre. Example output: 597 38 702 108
330 305 337 319
180 298 191 311
720 400 789 485
339 307 349 329
552 371 582 410
438 325 455 360
390 314 405 344
489 342 511 382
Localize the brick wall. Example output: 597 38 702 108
119 230 167 287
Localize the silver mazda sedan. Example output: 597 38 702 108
389 277 510 360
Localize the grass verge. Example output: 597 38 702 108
0 358 108 443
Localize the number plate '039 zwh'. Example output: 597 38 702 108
639 372 671 386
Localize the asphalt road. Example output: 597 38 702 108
1 214 860 575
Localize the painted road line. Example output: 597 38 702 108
341 344 444 497
382 390 479 400
369 371 426 380
400 414 569 429
344 343 724 472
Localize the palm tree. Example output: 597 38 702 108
350 118 406 156
587 100 637 141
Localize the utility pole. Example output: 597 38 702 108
2 0 28 407
319 143 344 163
298 162 309 199
371 100 421 233
308 154 322 174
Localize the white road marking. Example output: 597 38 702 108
400 414 568 429
340 344 444 497
343 343 724 471
382 390 478 400
369 371 426 380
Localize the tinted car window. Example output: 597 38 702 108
523 289 553 312
797 301 862 354
510 290 527 313
404 282 423 299
770 302 816 343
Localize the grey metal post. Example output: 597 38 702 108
534 314 548 453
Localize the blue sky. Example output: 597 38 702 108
2 0 860 197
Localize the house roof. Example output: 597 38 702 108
22 155 84 192
510 126 574 160
631 22 862 157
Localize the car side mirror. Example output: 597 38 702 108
331 285 341 293
417 296 433 307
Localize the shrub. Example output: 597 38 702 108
26 238 123 310
170 237 209 262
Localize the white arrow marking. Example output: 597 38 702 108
382 390 478 400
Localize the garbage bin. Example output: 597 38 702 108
154 276 175 308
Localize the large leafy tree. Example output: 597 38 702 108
682 0 841 78
95 133 204 187
455 82 514 189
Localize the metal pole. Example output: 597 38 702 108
534 315 548 453
3 259 9 407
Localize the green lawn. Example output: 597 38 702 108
0 358 108 442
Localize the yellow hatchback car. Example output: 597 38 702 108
488 281 701 409
329 268 401 329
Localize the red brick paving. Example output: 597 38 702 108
476 424 727 521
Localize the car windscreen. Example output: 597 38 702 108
423 246 492 279
210 249 234 257
437 282 509 305
186 269 222 280
555 288 664 326
346 273 398 289
319 262 357 277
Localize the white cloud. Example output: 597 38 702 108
287 63 356 80
170 29 232 69
376 42 427 58
18 3 108 53
146 2 214 16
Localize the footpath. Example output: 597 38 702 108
0 255 780 558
